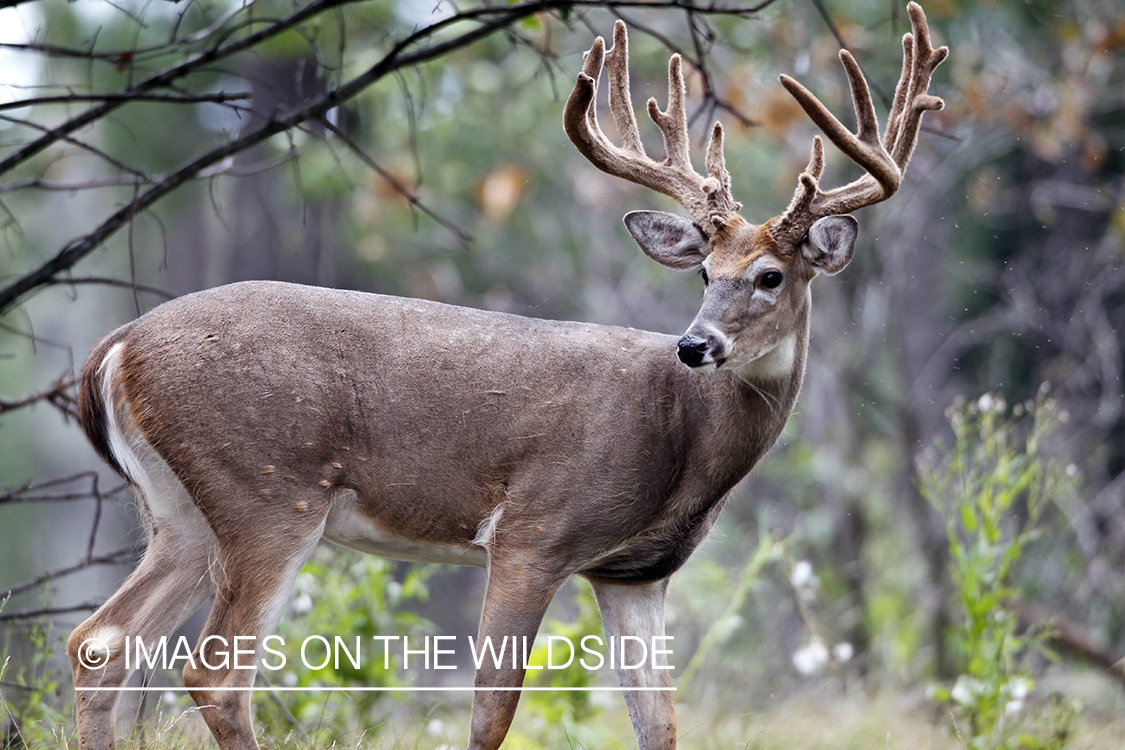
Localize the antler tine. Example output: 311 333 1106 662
771 1 946 246
882 32 914 156
647 52 692 176
887 3 949 167
565 33 612 158
656 55 742 227
778 136 826 226
563 20 742 234
704 122 743 226
605 21 646 157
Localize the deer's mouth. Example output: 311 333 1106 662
680 356 727 375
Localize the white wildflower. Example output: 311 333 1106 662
833 642 854 663
292 592 313 615
1008 677 1031 700
790 560 818 591
950 675 983 707
792 638 829 676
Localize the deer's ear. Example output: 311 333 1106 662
803 214 857 276
624 211 710 271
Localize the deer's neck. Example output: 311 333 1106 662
694 295 810 489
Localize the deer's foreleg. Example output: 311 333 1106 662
466 552 567 750
589 577 677 750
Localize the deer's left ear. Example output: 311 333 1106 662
803 215 858 276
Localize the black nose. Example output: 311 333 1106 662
677 335 710 368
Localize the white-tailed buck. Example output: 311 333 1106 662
68 4 946 749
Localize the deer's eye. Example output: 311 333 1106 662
760 271 783 289
700 268 710 286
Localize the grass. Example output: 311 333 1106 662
28 668 1118 750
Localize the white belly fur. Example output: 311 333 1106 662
323 489 488 567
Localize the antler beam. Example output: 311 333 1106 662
563 21 741 234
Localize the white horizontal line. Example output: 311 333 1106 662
76 686 675 693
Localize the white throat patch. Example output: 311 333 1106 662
743 333 798 381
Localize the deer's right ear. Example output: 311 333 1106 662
624 211 710 271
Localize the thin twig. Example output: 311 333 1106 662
808 0 892 107
87 474 104 562
322 118 473 249
0 113 151 178
0 91 252 113
2 546 138 600
0 602 107 622
0 472 127 504
0 376 77 416
47 276 176 300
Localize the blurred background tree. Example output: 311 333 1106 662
1 0 1123 746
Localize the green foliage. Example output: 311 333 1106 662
0 606 68 749
252 545 435 745
921 389 1075 750
679 532 784 692
522 582 601 721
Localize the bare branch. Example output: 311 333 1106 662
0 1 563 313
0 375 78 417
1 547 137 602
0 602 108 622
0 91 253 113
0 0 365 180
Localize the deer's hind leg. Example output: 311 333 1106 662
180 485 330 750
68 457 216 750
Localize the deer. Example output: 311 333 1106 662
66 4 946 749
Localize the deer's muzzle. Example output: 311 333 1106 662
676 333 726 370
